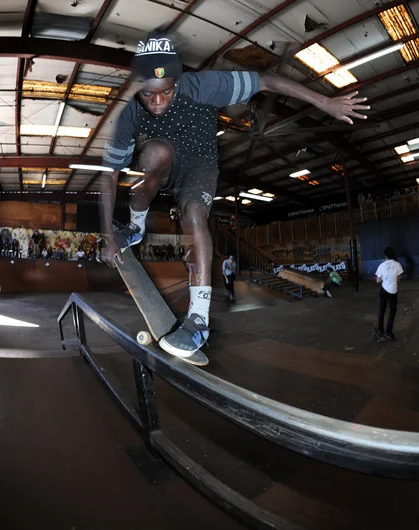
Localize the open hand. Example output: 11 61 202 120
323 91 370 125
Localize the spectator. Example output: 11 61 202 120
88 247 97 261
76 247 85 260
147 244 154 260
47 246 53 260
41 248 48 259
59 248 66 261
32 230 43 258
179 244 185 261
161 244 167 261
154 245 161 260
0 238 3 257
184 244 198 286
3 238 11 257
222 255 237 301
28 238 35 259
175 242 180 260
12 238 20 258
167 243 175 260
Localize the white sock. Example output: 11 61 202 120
130 206 149 233
187 286 212 326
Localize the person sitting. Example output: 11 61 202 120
12 238 20 258
41 248 48 259
88 247 97 261
59 248 66 261
47 246 53 260
3 238 11 257
76 247 86 260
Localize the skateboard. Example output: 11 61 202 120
372 329 387 343
112 225 209 366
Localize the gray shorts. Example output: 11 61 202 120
160 148 219 215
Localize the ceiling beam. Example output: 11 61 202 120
299 1 403 51
15 0 38 192
199 0 299 70
355 120 419 146
15 59 24 192
0 37 133 69
0 156 102 168
341 58 419 94
166 0 200 32
83 171 102 192
48 0 116 157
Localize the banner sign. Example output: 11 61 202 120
273 261 347 275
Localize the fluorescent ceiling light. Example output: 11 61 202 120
247 188 263 194
290 169 311 178
69 164 114 172
213 196 223 200
401 155 415 163
21 124 91 138
263 192 275 198
395 144 410 154
241 199 252 205
407 137 419 146
131 179 145 190
216 130 225 136
336 43 404 73
416 178 419 183
295 43 358 88
324 71 358 89
52 102 65 137
41 173 46 189
225 196 236 201
239 192 273 202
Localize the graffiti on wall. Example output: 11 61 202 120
0 227 101 258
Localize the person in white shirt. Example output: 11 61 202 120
76 247 86 261
375 247 404 341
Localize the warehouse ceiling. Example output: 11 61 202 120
1 0 419 213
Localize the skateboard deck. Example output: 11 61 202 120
112 226 208 366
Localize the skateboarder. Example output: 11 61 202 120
100 33 370 359
374 247 403 341
222 255 237 301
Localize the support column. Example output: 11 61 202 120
343 162 359 292
234 186 240 275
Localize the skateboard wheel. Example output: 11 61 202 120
137 331 152 345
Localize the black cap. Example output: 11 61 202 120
131 36 182 80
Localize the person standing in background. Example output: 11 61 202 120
222 255 237 301
375 247 404 341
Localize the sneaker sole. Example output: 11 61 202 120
159 336 199 358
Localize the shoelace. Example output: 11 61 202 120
181 316 210 345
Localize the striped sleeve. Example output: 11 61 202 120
102 99 136 170
178 71 260 108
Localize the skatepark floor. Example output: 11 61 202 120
1 278 419 529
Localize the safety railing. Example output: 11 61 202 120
58 293 419 530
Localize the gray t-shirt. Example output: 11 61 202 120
103 71 260 170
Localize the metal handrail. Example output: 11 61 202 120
58 292 419 481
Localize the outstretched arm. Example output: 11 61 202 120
259 74 370 125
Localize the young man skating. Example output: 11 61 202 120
100 34 370 359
